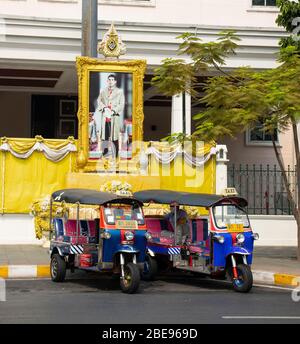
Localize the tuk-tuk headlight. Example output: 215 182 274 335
125 231 134 241
252 233 259 240
214 235 225 244
236 233 245 244
145 232 152 240
101 231 111 240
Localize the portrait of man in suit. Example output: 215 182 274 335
93 74 125 158
88 71 133 160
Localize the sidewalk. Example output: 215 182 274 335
0 245 299 286
252 247 300 286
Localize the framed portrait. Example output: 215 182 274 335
76 57 146 172
59 99 77 117
59 119 76 138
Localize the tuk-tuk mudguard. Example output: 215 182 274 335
50 242 71 256
102 229 147 263
146 243 181 256
115 244 140 254
213 232 254 267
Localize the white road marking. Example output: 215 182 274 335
253 283 294 291
222 316 300 319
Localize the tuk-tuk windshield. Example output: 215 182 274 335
213 204 250 230
104 204 145 226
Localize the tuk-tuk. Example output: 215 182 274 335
49 188 149 293
133 189 259 293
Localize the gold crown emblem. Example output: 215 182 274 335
98 23 126 59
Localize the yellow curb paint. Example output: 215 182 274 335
0 266 8 279
274 274 300 287
37 265 50 278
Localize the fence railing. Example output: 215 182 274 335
228 164 297 215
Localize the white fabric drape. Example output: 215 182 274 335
0 142 77 162
145 145 216 167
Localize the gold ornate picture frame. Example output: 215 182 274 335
76 57 146 172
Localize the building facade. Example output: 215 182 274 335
0 0 295 211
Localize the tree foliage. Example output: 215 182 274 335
276 0 300 49
152 8 300 258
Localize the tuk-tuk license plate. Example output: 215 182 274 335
227 224 244 232
116 220 138 230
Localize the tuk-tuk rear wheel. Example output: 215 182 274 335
50 254 66 282
230 264 253 293
120 263 140 294
141 255 158 281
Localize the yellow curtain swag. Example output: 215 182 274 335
0 136 77 162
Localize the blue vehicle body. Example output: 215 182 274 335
212 231 254 267
102 229 147 263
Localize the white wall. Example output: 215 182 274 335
0 214 41 245
0 214 297 246
0 0 279 28
250 215 297 246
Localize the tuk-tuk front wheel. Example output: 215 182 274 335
120 263 140 294
50 254 66 282
230 264 253 293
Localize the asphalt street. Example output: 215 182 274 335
0 273 299 324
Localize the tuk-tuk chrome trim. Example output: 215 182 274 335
116 245 140 254
227 247 251 256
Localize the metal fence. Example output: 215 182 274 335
228 164 297 215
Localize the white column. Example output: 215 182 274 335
215 145 229 195
185 91 191 136
171 92 191 134
171 93 183 133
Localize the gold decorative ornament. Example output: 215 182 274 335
98 23 126 59
100 180 133 196
30 196 68 239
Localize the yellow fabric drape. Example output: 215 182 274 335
0 138 216 214
0 136 76 154
0 150 76 214
149 155 215 194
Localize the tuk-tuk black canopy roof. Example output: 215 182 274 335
133 190 248 208
51 189 143 206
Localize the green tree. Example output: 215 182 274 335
276 0 300 50
152 13 300 260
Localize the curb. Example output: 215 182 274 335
0 265 50 279
253 270 300 287
0 265 299 287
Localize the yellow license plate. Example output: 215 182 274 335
116 220 138 230
227 224 244 232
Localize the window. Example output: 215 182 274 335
213 205 250 230
246 122 279 146
252 0 277 6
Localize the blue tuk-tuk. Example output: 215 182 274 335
49 189 149 293
134 189 259 293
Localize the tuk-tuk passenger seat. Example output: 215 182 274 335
145 218 174 244
54 219 97 244
190 218 208 245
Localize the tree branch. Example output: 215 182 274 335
292 118 300 216
271 134 297 216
